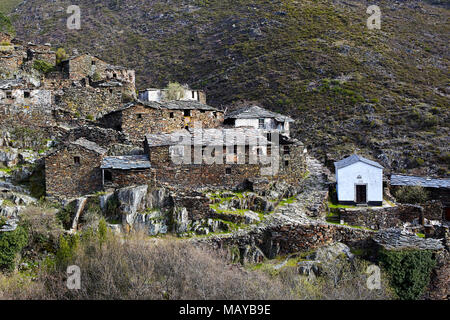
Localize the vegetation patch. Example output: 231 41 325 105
378 248 435 300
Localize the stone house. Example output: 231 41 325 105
0 79 54 127
224 105 294 137
143 128 306 189
334 154 384 206
61 53 135 87
98 100 224 140
45 138 107 198
139 87 206 104
101 155 152 189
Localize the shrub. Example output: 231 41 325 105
55 48 68 65
0 12 14 35
32 60 55 74
0 226 28 271
394 186 429 204
20 205 63 254
378 248 435 300
166 82 185 101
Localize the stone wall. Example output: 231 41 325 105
105 169 153 189
45 145 104 198
202 221 374 259
339 202 444 230
56 86 124 119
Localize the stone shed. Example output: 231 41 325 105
101 155 152 189
45 138 107 198
391 174 450 220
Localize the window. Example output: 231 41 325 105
213 112 217 118
91 60 96 66
267 132 272 141
24 91 30 98
259 118 265 128
225 168 232 175
137 114 143 119
184 110 191 117
234 145 238 155
109 89 113 94
284 146 290 155
74 156 80 165
284 160 289 167
6 91 12 99
104 170 112 182
170 112 174 118
192 91 195 99
113 73 117 78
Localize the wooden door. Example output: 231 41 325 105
356 185 367 204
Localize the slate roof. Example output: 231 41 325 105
391 174 450 189
71 138 107 155
158 100 220 112
101 155 151 170
334 154 383 170
225 106 294 122
145 128 271 147
373 228 444 251
102 100 220 117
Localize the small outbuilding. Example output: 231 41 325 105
334 154 383 206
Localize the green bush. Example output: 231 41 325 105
0 226 28 271
394 186 429 204
0 11 15 35
378 248 435 300
166 82 185 101
32 59 55 74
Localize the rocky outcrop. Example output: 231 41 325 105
0 147 18 167
116 185 148 226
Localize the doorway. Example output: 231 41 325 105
356 185 367 204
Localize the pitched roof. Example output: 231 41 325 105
71 138 107 155
158 100 220 112
101 155 151 170
390 175 450 189
225 105 294 122
334 154 383 170
102 100 220 117
145 128 271 147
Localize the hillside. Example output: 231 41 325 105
6 0 450 175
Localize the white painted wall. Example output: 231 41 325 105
139 89 200 102
336 161 383 203
234 118 289 136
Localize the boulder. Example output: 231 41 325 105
244 211 260 224
306 242 354 262
0 148 19 167
297 261 321 277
